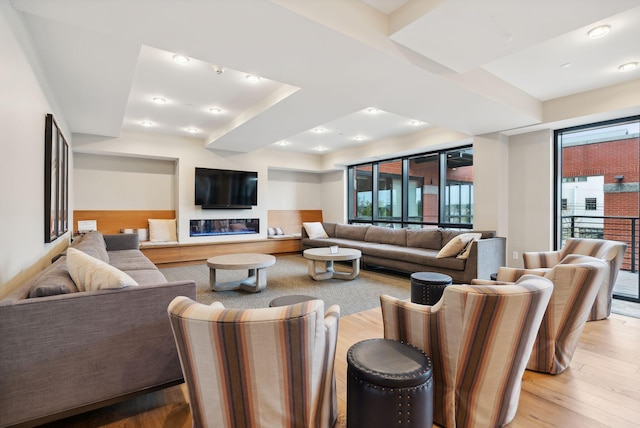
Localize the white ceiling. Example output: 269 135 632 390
10 0 640 154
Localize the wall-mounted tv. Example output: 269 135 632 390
195 167 258 209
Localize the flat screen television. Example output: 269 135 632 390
195 167 258 209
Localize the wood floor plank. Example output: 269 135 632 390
39 310 640 428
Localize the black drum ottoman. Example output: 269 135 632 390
410 271 453 305
347 338 433 428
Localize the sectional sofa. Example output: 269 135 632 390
301 222 506 283
0 231 196 427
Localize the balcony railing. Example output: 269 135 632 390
562 215 639 302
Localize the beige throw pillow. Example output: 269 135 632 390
303 222 328 239
436 233 482 259
66 247 138 291
148 218 177 242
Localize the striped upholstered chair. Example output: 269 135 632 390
523 237 626 320
480 255 608 374
380 275 553 428
168 296 340 428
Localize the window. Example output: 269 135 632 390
348 146 473 228
561 198 568 210
585 198 597 210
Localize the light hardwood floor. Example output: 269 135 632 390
42 308 640 428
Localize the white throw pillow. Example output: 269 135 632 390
436 233 482 259
66 247 138 291
303 222 328 239
148 218 177 242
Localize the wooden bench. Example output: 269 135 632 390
72 209 323 267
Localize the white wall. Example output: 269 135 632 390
267 169 324 210
74 153 176 209
473 133 509 236
507 129 554 267
0 3 70 292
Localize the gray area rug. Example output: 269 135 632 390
160 254 410 316
161 255 640 318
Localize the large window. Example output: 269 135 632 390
556 115 639 303
348 146 473 229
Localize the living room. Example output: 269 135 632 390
2 1 640 427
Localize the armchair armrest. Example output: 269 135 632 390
495 266 547 282
523 250 561 268
380 294 437 356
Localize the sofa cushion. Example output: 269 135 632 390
149 218 177 242
335 224 369 241
322 222 337 237
437 233 482 258
67 248 138 291
406 229 442 250
108 250 159 271
364 226 407 246
303 222 328 239
72 231 109 263
125 269 168 285
27 257 79 298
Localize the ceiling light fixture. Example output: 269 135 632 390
246 74 260 83
312 127 325 133
560 63 572 69
587 25 610 39
173 54 190 65
276 140 290 146
618 62 638 72
211 65 226 75
409 120 423 126
186 127 199 134
354 135 366 141
140 121 153 127
366 108 380 114
152 97 166 104
208 107 222 114
314 146 328 151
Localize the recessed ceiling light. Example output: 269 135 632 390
276 140 290 146
354 135 366 141
211 65 226 75
560 63 572 69
618 62 638 72
312 128 325 133
152 97 166 104
588 25 610 39
140 121 153 127
173 54 190 65
246 74 260 83
409 120 424 126
208 107 223 114
366 108 380 114
314 146 328 151
186 127 199 134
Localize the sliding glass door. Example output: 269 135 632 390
556 116 640 302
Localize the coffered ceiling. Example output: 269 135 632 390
10 0 640 154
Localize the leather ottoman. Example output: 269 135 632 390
347 338 433 428
410 271 453 305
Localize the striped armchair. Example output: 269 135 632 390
381 275 553 428
523 237 626 320
481 255 608 374
168 297 340 428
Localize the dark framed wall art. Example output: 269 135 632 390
44 113 69 243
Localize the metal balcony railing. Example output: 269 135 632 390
562 215 639 302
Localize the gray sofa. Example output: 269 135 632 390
302 222 506 283
0 231 196 427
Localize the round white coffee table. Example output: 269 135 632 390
303 247 361 281
206 253 276 292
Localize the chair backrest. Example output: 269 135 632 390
381 275 553 428
531 256 609 374
168 296 337 428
